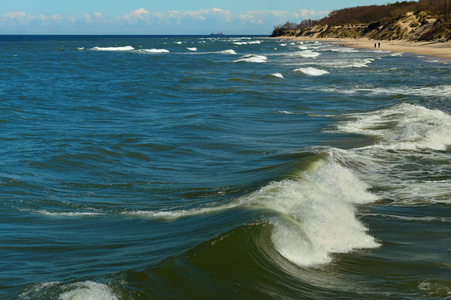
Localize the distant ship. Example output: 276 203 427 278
210 32 224 36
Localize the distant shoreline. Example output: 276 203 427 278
270 36 451 60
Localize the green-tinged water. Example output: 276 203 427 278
0 35 450 299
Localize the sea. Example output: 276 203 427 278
0 35 450 299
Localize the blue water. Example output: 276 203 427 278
1 35 450 299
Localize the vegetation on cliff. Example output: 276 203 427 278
271 0 451 41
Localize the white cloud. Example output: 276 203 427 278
1 11 35 25
115 8 150 24
0 8 329 34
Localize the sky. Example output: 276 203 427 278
0 0 396 35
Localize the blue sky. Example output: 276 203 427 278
1 0 396 34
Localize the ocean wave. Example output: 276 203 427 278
295 67 329 76
234 54 267 63
270 73 284 79
240 154 379 267
35 210 103 217
187 47 197 51
90 46 134 51
292 50 320 58
136 48 170 54
217 49 237 55
335 103 451 151
122 202 239 220
233 41 262 45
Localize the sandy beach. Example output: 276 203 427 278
274 37 451 60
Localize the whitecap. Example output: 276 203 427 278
270 73 284 79
292 50 320 58
234 54 267 63
218 49 237 55
36 210 102 217
187 47 197 51
295 67 329 76
136 48 170 54
90 46 134 51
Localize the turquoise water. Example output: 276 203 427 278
1 35 450 299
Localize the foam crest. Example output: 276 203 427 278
36 210 102 217
234 54 267 63
137 49 170 54
59 281 118 300
123 203 239 220
218 49 237 55
336 103 451 151
90 46 134 51
187 47 197 51
270 73 284 79
295 67 329 76
241 155 379 267
293 50 320 58
233 41 262 45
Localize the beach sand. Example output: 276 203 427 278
274 37 451 60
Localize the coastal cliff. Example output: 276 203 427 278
272 11 451 42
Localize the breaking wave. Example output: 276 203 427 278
295 67 329 76
336 103 451 151
136 48 170 54
90 46 134 51
234 54 267 63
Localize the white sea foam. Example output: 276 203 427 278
20 282 59 299
418 280 451 296
293 50 320 58
77 47 84 51
218 49 237 55
348 58 374 68
336 103 451 151
187 47 197 51
36 210 102 217
241 155 379 267
313 84 451 98
59 281 118 300
123 203 239 220
137 48 170 54
234 54 267 63
278 110 295 114
295 67 329 76
270 73 284 79
90 46 134 51
233 41 262 45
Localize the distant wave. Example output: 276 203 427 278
295 67 329 76
90 46 134 51
292 50 320 58
233 41 262 45
187 47 197 51
136 48 170 54
234 54 267 63
218 49 237 55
